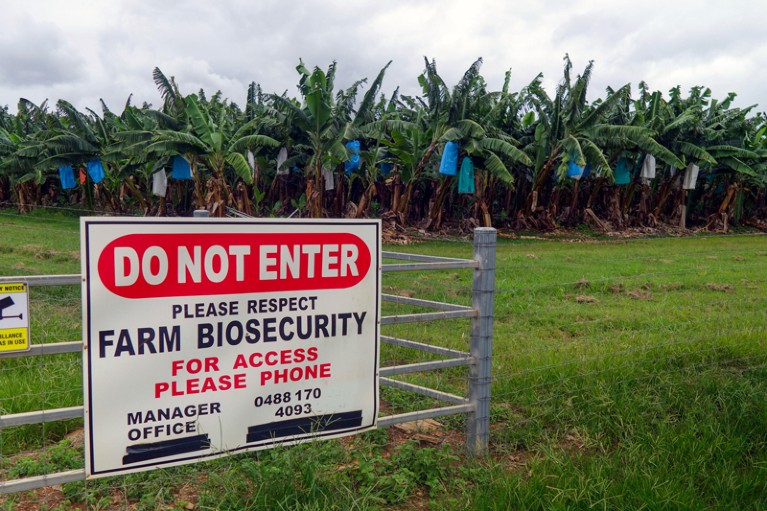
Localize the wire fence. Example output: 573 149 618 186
383 229 767 466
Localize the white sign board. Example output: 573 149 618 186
0 282 30 353
81 218 380 478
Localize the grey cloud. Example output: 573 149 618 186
0 17 85 87
1 0 766 114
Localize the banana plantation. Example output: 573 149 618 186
1 56 766 231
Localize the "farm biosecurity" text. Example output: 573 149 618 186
98 311 366 357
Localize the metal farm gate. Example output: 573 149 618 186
0 227 496 495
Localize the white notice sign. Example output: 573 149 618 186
81 218 380 478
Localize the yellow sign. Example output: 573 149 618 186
0 282 30 353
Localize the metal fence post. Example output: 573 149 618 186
467 227 496 456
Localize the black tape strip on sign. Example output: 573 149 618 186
246 410 364 443
122 434 211 465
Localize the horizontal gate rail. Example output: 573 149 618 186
381 293 471 312
380 357 471 377
377 404 474 428
0 406 83 428
0 470 85 494
0 341 81 359
382 251 477 264
382 251 477 272
0 274 80 286
382 261 476 272
380 378 468 405
380 336 469 358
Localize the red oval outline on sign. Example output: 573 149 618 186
97 233 372 298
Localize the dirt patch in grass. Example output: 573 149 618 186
557 430 592 453
64 429 84 449
609 283 625 294
575 295 599 304
706 283 735 293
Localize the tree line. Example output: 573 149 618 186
1 56 765 231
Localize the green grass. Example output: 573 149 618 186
384 234 767 510
2 210 767 509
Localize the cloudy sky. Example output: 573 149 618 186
2 0 766 114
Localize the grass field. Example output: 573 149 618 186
1 209 767 510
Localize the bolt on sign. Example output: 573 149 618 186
0 282 30 353
81 218 381 478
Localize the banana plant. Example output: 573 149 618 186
522 56 683 228
0 99 58 211
383 58 472 225
641 86 758 227
270 61 355 217
342 62 393 218
380 111 433 222
419 59 533 229
147 93 278 216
